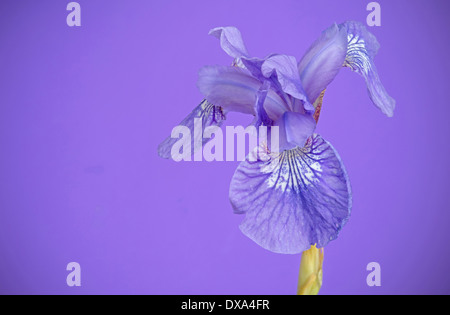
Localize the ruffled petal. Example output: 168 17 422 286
298 23 348 104
239 57 305 119
238 55 314 118
197 65 286 117
209 26 249 59
275 112 316 150
158 99 226 159
229 134 352 254
262 55 313 111
339 21 396 117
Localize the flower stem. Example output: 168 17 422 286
297 245 324 295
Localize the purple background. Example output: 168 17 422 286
0 0 449 295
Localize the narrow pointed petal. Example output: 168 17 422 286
275 112 316 150
298 23 348 104
197 65 286 117
240 57 266 80
209 26 249 59
229 134 352 254
158 99 226 159
254 80 274 126
340 21 396 117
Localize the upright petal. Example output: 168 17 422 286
197 65 286 117
229 134 352 254
339 21 396 117
209 26 249 59
298 23 348 104
158 99 226 159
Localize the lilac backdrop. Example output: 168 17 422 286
0 0 449 295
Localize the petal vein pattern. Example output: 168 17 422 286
229 134 352 254
340 21 395 117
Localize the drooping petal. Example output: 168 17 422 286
229 134 352 254
275 111 316 150
339 21 396 117
158 99 226 159
298 23 348 104
209 26 249 59
197 65 287 117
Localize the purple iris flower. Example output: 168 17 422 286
158 21 395 254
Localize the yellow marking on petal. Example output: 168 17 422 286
313 89 326 123
297 244 324 295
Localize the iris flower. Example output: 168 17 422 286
159 21 394 256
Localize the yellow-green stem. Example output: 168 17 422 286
297 245 324 295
